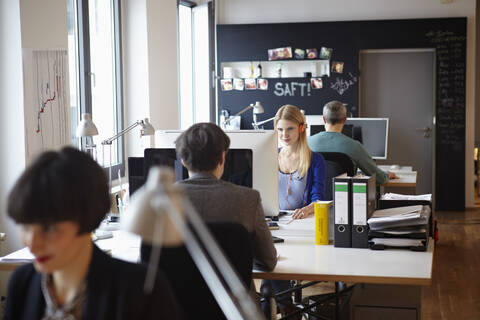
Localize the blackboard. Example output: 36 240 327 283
217 18 466 211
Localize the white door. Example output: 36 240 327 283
359 50 435 196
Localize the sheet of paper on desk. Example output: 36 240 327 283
0 247 34 262
370 205 423 218
381 193 432 201
275 216 315 237
369 238 424 247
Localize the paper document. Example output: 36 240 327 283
368 205 430 230
0 247 34 262
381 193 432 201
369 238 425 247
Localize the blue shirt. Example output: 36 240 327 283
279 171 307 210
278 149 326 207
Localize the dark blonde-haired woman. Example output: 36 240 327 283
275 104 326 219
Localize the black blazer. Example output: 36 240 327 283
4 243 182 320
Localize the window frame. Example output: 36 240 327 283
74 0 125 176
177 0 216 128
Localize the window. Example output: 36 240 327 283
67 0 124 174
178 1 215 129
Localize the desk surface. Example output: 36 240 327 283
0 231 141 272
382 171 417 188
2 226 433 287
254 217 433 286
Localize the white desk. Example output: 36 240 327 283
254 235 433 285
255 217 433 285
378 165 414 173
0 231 142 271
378 165 417 188
255 216 433 319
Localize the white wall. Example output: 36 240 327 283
0 0 25 259
0 0 68 296
217 0 477 207
122 0 151 158
146 0 179 131
122 0 179 159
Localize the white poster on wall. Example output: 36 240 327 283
23 49 70 163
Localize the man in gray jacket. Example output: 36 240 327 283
175 122 277 271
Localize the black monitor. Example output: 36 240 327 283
135 148 253 191
144 148 188 183
128 157 145 196
310 124 354 138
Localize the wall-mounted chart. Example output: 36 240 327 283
23 49 70 163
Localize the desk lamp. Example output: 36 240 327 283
76 113 99 159
101 118 155 196
224 101 264 129
253 116 275 129
122 166 264 320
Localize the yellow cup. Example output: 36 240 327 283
314 201 330 245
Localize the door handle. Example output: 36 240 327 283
415 126 431 138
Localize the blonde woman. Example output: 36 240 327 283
275 104 326 219
262 105 327 317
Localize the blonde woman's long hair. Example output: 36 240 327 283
274 105 311 178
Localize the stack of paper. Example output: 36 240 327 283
367 205 430 230
367 205 430 251
380 193 432 201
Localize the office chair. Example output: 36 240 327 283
140 222 253 320
319 152 356 201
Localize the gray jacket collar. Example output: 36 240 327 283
188 171 217 180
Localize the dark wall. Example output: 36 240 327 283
217 18 466 211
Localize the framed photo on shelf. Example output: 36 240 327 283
233 78 245 91
268 46 292 61
331 61 344 73
257 78 268 90
294 48 305 59
306 48 318 59
319 47 333 60
310 77 323 89
245 78 257 90
221 79 233 91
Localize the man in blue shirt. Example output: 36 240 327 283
308 100 397 184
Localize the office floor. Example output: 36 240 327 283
421 208 480 319
255 207 480 319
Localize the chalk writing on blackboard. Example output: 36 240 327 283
330 72 357 95
274 81 311 97
425 29 466 147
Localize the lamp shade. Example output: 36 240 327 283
253 101 264 114
76 113 98 137
121 166 183 246
140 118 155 136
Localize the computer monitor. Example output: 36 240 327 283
144 148 253 187
345 118 389 160
155 130 279 216
309 124 354 138
305 115 389 160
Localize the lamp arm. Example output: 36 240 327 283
254 116 275 127
223 104 254 125
101 120 143 145
151 192 264 320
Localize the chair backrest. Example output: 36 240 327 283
140 222 253 320
319 152 356 201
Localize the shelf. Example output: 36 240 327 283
221 60 330 79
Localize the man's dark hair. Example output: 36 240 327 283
7 147 110 234
175 123 230 172
323 100 347 125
